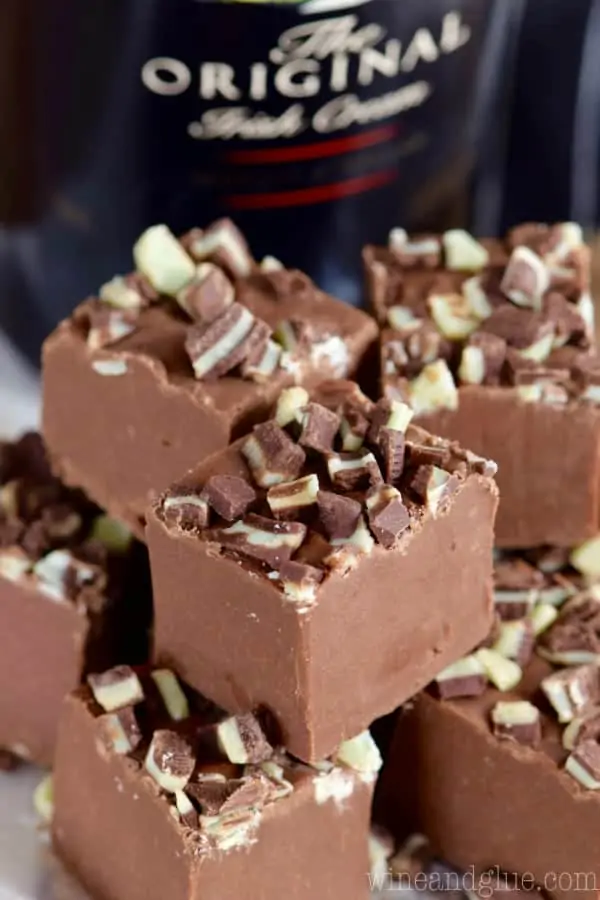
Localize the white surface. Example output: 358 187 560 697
0 336 40 437
0 767 84 900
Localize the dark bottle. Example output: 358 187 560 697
0 0 519 362
500 0 600 233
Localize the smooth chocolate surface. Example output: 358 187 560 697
52 667 376 900
417 387 600 548
378 549 600 900
42 223 377 536
147 382 498 762
0 434 150 766
364 224 599 548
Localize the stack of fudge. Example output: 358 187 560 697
365 223 600 900
3 215 596 900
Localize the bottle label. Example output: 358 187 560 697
0 0 502 356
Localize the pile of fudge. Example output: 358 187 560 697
2 217 599 900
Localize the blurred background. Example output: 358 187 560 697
1 0 599 428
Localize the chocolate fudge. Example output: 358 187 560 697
43 220 377 536
364 223 600 548
146 380 498 763
53 665 380 900
0 433 150 767
378 546 600 900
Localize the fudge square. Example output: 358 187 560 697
53 665 381 900
377 546 600 900
364 222 599 548
0 433 150 767
146 380 499 763
42 219 377 537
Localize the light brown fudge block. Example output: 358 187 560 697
146 381 498 762
378 547 600 900
43 221 377 537
364 223 598 548
53 666 378 900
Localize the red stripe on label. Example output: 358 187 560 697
226 125 398 165
226 169 398 210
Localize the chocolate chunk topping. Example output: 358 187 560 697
186 777 233 816
538 594 600 664
185 303 256 380
495 557 545 592
216 713 273 765
543 292 588 348
480 304 553 351
500 246 549 310
409 465 457 515
123 271 159 303
174 790 199 828
242 421 306 488
145 729 196 793
317 491 362 541
491 700 541 747
390 231 442 268
215 514 306 568
563 706 600 751
267 475 319 519
493 557 544 620
383 322 449 377
507 222 556 256
340 408 370 451
434 655 487 699
405 441 450 470
279 560 324 606
326 451 382 492
371 224 592 401
476 647 522 691
541 664 600 723
184 218 254 279
566 739 600 789
458 332 506 386
162 490 209 531
366 485 410 548
240 321 281 383
512 366 570 396
368 398 413 445
97 706 142 756
88 665 144 713
379 428 406 485
31 548 102 603
493 619 535 667
201 475 256 522
297 403 340 454
218 774 271 815
275 387 309 428
312 379 374 419
177 263 234 323
151 670 190 722
524 546 571 574
188 774 271 819
86 304 139 351
573 354 600 402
